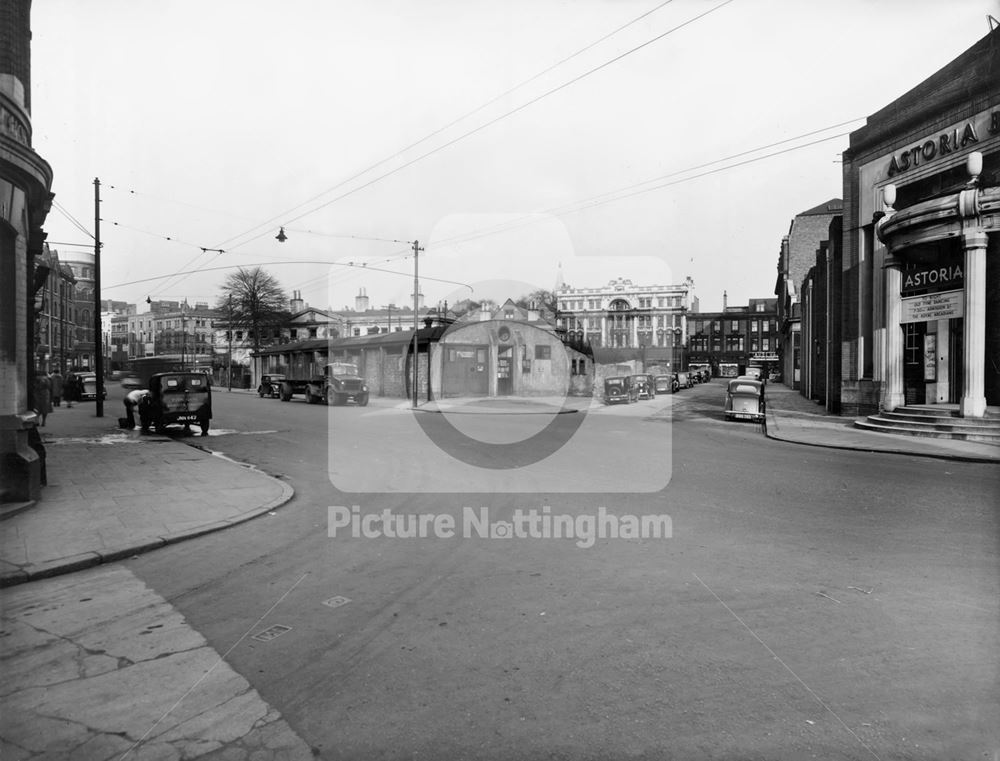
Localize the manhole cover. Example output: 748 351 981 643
252 624 292 642
323 596 352 609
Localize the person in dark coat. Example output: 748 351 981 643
49 370 64 406
34 373 53 426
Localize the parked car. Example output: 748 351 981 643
78 373 107 401
257 373 285 398
654 374 678 394
120 374 143 390
675 371 693 389
630 374 655 400
724 377 765 423
141 372 212 435
604 376 632 404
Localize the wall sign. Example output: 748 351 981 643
901 263 963 295
900 290 964 323
923 334 937 382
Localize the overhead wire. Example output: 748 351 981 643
100 0 735 297
211 0 683 253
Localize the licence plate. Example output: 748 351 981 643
175 414 198 421
733 412 759 420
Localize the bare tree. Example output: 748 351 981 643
216 267 289 355
514 288 558 316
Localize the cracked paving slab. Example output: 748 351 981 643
0 565 314 761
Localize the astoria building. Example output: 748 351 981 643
840 28 999 416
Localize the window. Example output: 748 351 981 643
236 331 243 340
730 320 739 333
750 320 759 333
353 328 361 336
762 338 770 351
309 327 318 338
755 302 766 312
535 345 551 360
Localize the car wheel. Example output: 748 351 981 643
359 395 369 407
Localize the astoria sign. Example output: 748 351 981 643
901 263 963 295
886 110 998 178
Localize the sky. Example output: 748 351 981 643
29 0 998 315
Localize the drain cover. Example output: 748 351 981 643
323 596 352 609
252 624 292 642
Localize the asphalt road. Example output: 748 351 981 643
126 383 1000 760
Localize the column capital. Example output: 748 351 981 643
883 255 905 270
963 229 988 250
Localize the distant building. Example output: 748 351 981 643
687 295 779 378
556 277 691 351
33 246 77 374
774 199 843 390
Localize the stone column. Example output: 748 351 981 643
959 230 988 417
631 316 638 347
882 258 906 412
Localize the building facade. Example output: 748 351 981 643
556 278 691 361
840 29 999 416
774 199 843 390
33 245 77 374
686 296 779 378
1 0 54 501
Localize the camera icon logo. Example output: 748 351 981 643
327 213 675 494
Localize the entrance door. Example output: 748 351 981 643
442 345 488 397
903 322 926 405
949 318 963 404
497 345 513 396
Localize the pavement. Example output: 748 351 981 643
761 381 1000 462
1 382 997 761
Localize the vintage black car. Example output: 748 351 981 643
141 372 212 435
630 374 655 400
655 373 680 394
258 373 285 398
604 376 632 404
76 372 107 401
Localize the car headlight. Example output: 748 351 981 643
362 385 368 392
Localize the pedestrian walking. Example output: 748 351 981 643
49 370 64 406
34 373 53 426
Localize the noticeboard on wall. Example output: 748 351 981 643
923 333 936 382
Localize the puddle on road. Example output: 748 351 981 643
42 429 279 445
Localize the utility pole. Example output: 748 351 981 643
227 294 233 392
93 178 104 417
411 239 423 408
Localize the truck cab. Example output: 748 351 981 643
310 362 369 406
